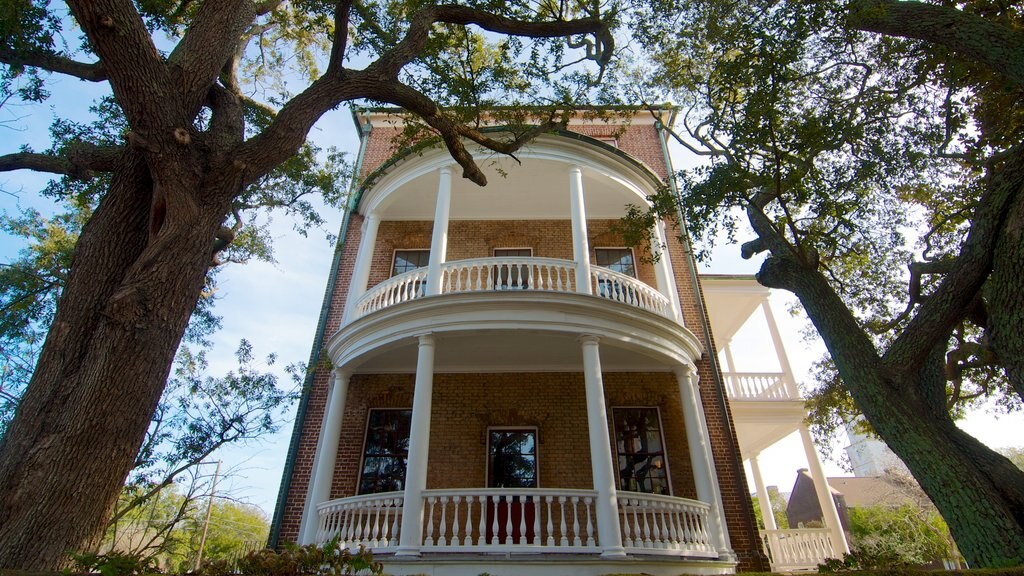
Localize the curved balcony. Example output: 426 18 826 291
353 257 673 320
315 489 716 558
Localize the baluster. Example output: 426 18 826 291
504 495 514 545
379 501 391 547
558 496 568 547
460 494 471 541
666 503 680 547
477 495 487 547
570 496 581 547
516 495 527 544
584 497 595 547
342 504 354 545
619 500 633 548
650 501 663 548
390 499 402 547
631 498 643 549
490 495 500 545
424 497 436 547
454 495 466 547
640 500 653 547
438 496 449 546
370 500 382 547
545 496 555 546
351 506 363 546
526 263 534 290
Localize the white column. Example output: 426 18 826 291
722 342 738 397
342 213 381 323
674 364 734 558
762 298 799 397
299 368 351 544
579 335 625 557
426 166 453 296
799 425 850 554
749 454 778 531
396 334 436 556
652 220 684 322
569 165 593 295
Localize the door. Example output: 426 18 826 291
486 429 537 544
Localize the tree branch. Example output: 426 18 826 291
0 145 122 179
0 47 106 82
849 0 1024 90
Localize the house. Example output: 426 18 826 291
787 471 921 532
269 108 847 575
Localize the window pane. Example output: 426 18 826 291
595 249 636 278
359 410 412 494
489 430 538 488
613 408 669 495
392 250 430 276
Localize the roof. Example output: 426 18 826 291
826 476 919 508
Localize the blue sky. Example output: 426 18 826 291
2 77 1022 519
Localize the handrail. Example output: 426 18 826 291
590 266 672 317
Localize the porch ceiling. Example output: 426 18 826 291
700 275 768 351
730 400 805 456
372 156 646 221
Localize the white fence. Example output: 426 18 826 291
618 492 717 556
316 492 403 552
761 528 838 571
722 372 798 400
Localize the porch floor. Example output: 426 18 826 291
377 552 737 576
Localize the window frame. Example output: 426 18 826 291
390 248 431 277
611 406 673 496
485 426 540 489
593 247 637 278
356 407 413 495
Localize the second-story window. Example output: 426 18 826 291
392 249 430 276
595 248 636 277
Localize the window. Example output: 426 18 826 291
493 248 532 289
391 249 430 276
358 409 412 494
613 408 669 495
595 248 637 300
487 429 537 488
595 248 636 277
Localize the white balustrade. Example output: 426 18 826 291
420 488 600 553
355 268 429 316
440 257 576 293
722 372 797 400
316 492 403 551
351 257 675 321
617 491 717 557
590 268 672 318
760 528 837 571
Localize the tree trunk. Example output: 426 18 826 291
757 254 1024 568
986 193 1024 402
0 153 233 569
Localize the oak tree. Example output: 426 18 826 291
0 0 612 568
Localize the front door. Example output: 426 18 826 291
486 429 537 544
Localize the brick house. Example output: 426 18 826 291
269 109 846 575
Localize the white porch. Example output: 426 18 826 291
702 275 851 571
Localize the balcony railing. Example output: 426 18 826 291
760 528 838 571
353 257 673 319
316 489 714 557
722 372 800 401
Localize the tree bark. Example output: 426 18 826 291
986 192 1024 402
0 150 235 568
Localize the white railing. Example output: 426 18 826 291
420 488 599 553
352 257 675 320
591 267 672 318
355 268 428 316
316 492 403 552
722 372 799 400
617 492 717 557
440 257 577 293
761 528 837 571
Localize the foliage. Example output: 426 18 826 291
67 551 161 576
751 488 789 530
199 539 381 576
846 504 956 568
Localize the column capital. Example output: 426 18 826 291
672 363 699 381
333 366 351 381
439 164 455 175
578 334 600 346
569 164 584 175
364 212 381 224
415 332 435 346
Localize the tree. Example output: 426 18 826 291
625 0 1024 567
0 0 613 568
751 487 788 531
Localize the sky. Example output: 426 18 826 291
2 81 1022 522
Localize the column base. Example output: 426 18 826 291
394 546 422 557
600 546 628 558
715 549 737 563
